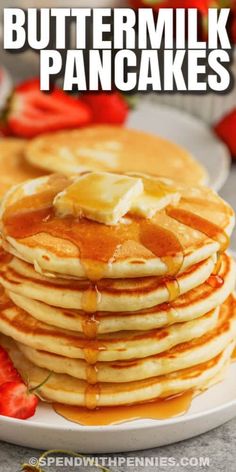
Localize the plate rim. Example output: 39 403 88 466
1 378 236 433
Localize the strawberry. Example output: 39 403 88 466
81 91 129 125
231 9 236 43
129 0 211 14
3 78 92 139
0 121 12 137
0 346 21 386
214 108 236 157
0 381 38 419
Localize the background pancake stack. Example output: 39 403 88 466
0 172 235 419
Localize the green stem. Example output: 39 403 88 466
29 372 53 394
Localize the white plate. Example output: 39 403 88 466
0 101 234 454
1 361 236 453
127 101 230 191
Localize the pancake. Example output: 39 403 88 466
7 253 235 333
17 295 236 383
0 333 233 406
0 138 44 199
25 126 208 186
0 168 235 416
0 173 234 279
0 255 216 312
0 300 220 361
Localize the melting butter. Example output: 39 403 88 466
53 172 143 225
130 174 180 218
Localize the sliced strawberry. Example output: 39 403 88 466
5 78 92 139
0 381 38 419
0 346 21 386
82 91 129 125
214 108 236 158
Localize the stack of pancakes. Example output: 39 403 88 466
0 172 235 410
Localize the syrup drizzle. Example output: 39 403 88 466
85 365 98 386
1 180 231 417
0 247 13 269
213 254 222 275
206 275 224 289
231 346 236 361
167 207 229 253
81 285 100 395
0 287 14 311
84 384 101 410
80 262 103 402
164 278 180 302
81 283 101 313
2 194 185 280
53 390 194 425
139 220 184 276
82 313 99 339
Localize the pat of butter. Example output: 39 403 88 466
130 174 180 218
53 172 143 225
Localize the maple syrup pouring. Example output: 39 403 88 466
53 390 194 425
167 208 229 253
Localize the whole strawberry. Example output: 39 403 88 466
214 108 236 158
81 91 129 125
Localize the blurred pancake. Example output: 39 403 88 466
0 138 44 199
25 126 208 186
17 296 236 382
0 333 234 406
7 253 235 333
0 174 234 279
0 255 215 312
0 301 220 362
